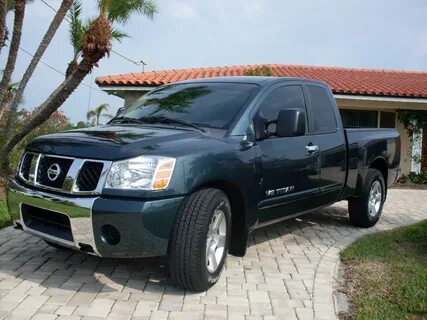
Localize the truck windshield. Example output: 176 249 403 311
114 82 259 129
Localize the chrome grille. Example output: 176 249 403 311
76 162 104 191
17 152 112 195
36 155 73 189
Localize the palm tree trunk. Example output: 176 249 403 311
0 58 92 175
3 0 73 142
0 0 7 55
0 0 25 111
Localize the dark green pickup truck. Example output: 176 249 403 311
7 77 400 291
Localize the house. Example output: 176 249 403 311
96 64 427 175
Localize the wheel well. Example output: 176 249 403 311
370 158 388 183
196 180 247 256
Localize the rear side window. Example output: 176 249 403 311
258 85 305 121
306 85 337 133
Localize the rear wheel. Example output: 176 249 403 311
169 188 231 292
348 168 385 228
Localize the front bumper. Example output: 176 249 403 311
6 177 184 258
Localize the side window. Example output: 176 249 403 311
258 86 306 121
305 85 337 134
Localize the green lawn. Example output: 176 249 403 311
340 220 427 320
0 201 11 229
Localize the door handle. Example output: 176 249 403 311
305 145 319 153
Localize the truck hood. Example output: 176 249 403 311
26 125 205 160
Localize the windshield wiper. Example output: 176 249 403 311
108 116 147 125
141 116 206 132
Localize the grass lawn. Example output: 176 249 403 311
340 220 427 320
0 201 11 229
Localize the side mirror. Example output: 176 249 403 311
254 108 306 140
275 109 306 137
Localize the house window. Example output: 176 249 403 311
379 111 395 128
339 109 378 128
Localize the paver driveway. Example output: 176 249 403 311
0 189 425 320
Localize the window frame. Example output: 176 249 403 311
251 83 310 137
303 84 339 135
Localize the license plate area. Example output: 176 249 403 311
21 203 74 242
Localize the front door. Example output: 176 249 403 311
255 84 320 223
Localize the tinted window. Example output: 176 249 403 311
120 83 259 129
306 85 337 133
258 86 305 121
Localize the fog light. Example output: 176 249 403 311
101 224 121 245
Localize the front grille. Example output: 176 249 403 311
76 162 104 191
17 152 110 194
21 204 73 242
20 153 33 180
36 156 73 189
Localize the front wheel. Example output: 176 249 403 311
348 168 385 228
169 188 231 292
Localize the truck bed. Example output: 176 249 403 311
342 128 400 199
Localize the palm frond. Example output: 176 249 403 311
111 28 129 42
86 110 96 121
100 0 157 24
68 0 86 59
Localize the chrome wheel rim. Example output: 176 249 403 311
206 208 227 273
368 180 382 217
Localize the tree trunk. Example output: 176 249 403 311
3 0 73 141
0 0 25 111
0 0 7 55
0 59 92 175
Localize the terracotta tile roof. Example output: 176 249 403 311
95 64 427 98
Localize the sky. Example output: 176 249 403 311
1 0 427 123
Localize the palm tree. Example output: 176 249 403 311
0 0 26 111
0 0 157 175
2 0 73 141
87 103 111 126
0 0 7 54
66 0 128 77
0 81 19 121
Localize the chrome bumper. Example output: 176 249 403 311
7 176 100 256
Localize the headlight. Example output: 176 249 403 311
105 155 176 190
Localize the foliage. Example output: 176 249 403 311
0 201 11 229
396 109 427 137
0 108 77 170
68 0 128 61
398 172 427 184
98 0 157 23
341 220 427 319
244 65 273 76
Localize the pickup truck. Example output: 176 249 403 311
7 77 400 291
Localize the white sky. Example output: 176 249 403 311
1 0 427 123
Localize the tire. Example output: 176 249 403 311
169 188 231 292
348 168 385 228
45 240 70 250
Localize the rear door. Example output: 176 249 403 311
303 84 347 207
255 84 320 223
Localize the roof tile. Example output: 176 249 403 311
95 64 427 98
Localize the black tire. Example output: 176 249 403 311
45 240 70 250
169 188 231 292
348 168 385 228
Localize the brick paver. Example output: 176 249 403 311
0 189 425 319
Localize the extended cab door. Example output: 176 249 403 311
303 84 346 207
255 84 320 223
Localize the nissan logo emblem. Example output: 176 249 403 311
47 163 61 182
